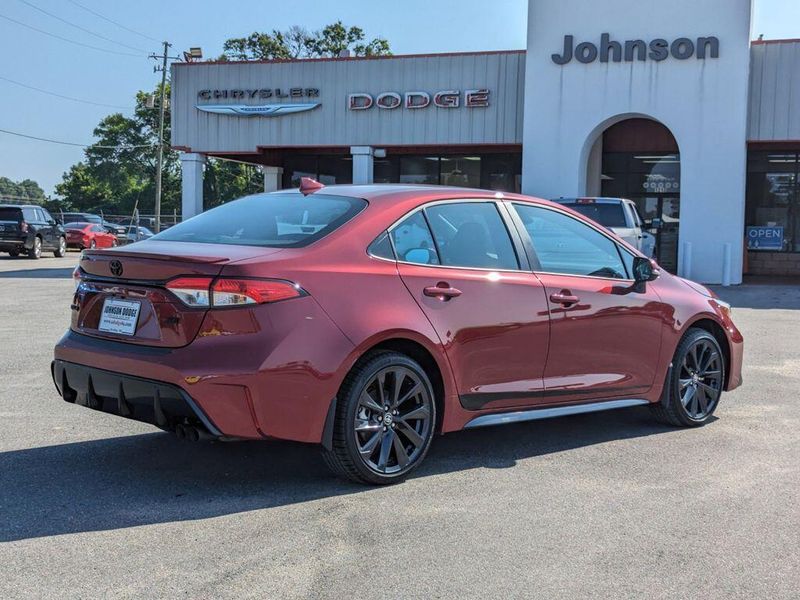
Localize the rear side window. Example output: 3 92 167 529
21 207 37 222
513 204 628 279
0 208 22 221
425 202 519 270
562 202 627 228
368 231 395 260
153 192 367 248
391 211 440 265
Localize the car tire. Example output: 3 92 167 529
651 328 725 427
9 249 19 257
90 239 97 249
27 236 42 259
54 236 66 257
322 351 437 485
111 238 118 247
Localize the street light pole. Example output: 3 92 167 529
152 41 171 233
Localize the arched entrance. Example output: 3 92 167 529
586 118 681 273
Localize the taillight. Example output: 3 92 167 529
212 278 302 306
165 277 212 307
165 277 303 308
20 221 28 233
72 266 82 289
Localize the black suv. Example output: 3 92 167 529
0 205 66 259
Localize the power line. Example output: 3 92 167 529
0 127 154 149
0 75 133 109
66 0 160 44
16 0 147 53
0 12 144 57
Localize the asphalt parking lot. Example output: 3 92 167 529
0 254 798 599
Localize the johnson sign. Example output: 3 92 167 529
348 89 490 110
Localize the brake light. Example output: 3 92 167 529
72 266 82 289
166 277 213 307
212 278 303 306
20 221 28 233
165 277 303 307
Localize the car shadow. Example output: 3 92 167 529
0 267 75 279
0 406 678 542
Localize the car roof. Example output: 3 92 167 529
556 197 631 204
0 204 41 209
65 221 93 226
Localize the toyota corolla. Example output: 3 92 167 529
52 180 743 484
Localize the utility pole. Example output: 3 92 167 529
150 41 174 233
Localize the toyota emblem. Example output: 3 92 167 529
109 260 123 277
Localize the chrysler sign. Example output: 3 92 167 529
348 89 490 110
196 87 321 118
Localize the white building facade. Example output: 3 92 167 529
171 0 800 283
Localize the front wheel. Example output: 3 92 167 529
322 352 437 485
651 328 725 427
27 236 42 259
54 236 66 257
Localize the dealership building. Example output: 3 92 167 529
171 0 800 284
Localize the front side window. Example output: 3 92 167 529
425 202 519 270
21 207 37 222
153 192 366 248
513 203 628 279
390 211 439 265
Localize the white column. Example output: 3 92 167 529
180 152 205 219
261 166 284 192
351 146 374 184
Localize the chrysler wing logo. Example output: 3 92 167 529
196 103 320 117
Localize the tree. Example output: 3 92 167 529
221 21 391 60
0 176 47 203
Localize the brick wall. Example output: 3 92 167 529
747 251 800 275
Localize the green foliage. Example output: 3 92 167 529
0 176 46 203
222 21 391 60
203 160 264 208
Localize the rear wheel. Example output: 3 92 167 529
651 328 725 427
54 236 66 257
89 239 97 249
111 238 118 247
27 236 42 259
322 352 436 485
9 249 19 257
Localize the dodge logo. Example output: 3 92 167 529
109 260 123 277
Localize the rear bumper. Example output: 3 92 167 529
52 359 223 436
0 238 29 251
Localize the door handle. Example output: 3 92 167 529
424 283 462 301
549 291 579 306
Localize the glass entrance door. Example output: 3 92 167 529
632 195 680 273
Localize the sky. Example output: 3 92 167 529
0 0 797 196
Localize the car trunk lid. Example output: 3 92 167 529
73 242 283 347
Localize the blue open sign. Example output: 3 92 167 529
747 226 784 250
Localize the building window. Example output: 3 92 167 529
399 156 439 185
746 151 799 253
283 154 352 188
440 156 481 188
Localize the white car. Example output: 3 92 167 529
555 197 656 259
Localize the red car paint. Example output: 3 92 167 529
64 222 117 250
53 185 743 444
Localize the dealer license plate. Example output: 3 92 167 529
98 298 141 336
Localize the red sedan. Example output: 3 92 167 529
53 181 743 484
64 222 118 250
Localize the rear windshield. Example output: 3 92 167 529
152 192 367 248
64 222 89 229
0 207 22 221
562 202 627 228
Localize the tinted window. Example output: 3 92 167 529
153 193 366 248
0 207 22 221
425 202 519 270
391 211 440 265
513 204 628 279
41 209 53 222
368 231 395 260
64 222 88 230
21 207 37 222
91 225 105 233
561 202 627 228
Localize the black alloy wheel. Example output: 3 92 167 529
323 352 436 485
652 328 725 427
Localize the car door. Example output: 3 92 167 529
39 208 58 249
92 224 111 247
392 200 551 411
509 202 667 403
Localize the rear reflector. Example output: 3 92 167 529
165 277 302 307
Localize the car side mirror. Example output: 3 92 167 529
405 248 434 265
633 256 658 283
